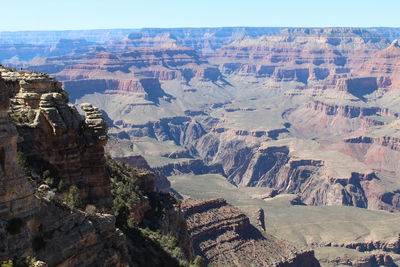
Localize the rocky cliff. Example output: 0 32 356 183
0 68 129 266
0 66 112 210
359 39 400 89
210 28 391 89
182 198 320 267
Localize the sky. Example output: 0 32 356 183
1 0 400 31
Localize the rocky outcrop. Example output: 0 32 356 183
336 237 400 254
1 67 112 209
124 116 206 146
154 159 224 177
306 101 382 118
114 155 171 192
30 45 222 101
359 39 400 89
211 28 391 90
319 236 400 267
182 198 320 267
0 68 129 266
63 77 174 103
1 198 129 266
0 71 39 220
335 77 378 98
320 251 397 267
223 145 373 208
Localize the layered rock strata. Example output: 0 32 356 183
182 198 320 267
0 68 129 266
0 72 38 219
1 67 111 209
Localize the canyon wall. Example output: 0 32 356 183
182 198 321 267
1 67 112 210
0 68 129 266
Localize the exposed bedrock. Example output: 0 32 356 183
63 77 174 103
191 131 397 210
286 100 399 139
115 110 400 210
335 77 378 99
0 72 38 220
359 39 400 89
0 69 129 266
305 101 383 119
0 199 129 266
154 159 224 177
122 116 207 146
182 198 320 267
342 136 400 211
331 236 400 255
221 146 373 207
210 28 392 91
2 67 112 210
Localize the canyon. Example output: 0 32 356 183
2 26 400 266
0 67 322 266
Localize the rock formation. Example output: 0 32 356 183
181 198 320 267
358 39 400 89
210 28 391 89
0 68 129 266
0 71 39 220
29 45 222 103
1 66 112 209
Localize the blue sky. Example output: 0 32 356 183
1 0 400 31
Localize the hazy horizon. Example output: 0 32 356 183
2 0 400 31
2 26 400 33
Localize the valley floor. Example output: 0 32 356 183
169 173 400 266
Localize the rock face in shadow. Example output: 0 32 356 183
1 67 112 209
0 71 39 220
335 77 378 100
182 198 321 267
359 39 400 89
0 199 129 266
0 68 129 266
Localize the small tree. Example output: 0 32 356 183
190 256 206 267
1 260 13 267
65 185 81 208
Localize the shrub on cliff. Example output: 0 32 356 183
9 108 36 124
106 156 194 267
105 156 146 228
16 152 62 193
1 260 13 267
189 256 207 267
65 185 81 208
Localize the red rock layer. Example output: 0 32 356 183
210 28 390 89
182 198 320 267
359 39 400 89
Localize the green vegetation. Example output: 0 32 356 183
65 185 81 208
0 260 13 267
106 156 203 267
189 256 207 267
9 108 37 125
24 257 37 267
16 152 64 194
106 156 147 228
13 152 207 266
